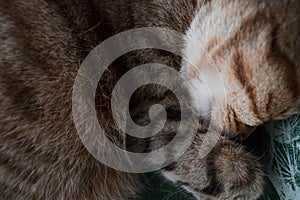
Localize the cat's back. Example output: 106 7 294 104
0 1 136 199
0 0 189 198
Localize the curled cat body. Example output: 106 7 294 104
0 0 299 200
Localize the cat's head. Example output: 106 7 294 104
181 0 300 139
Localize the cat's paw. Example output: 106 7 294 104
160 134 265 200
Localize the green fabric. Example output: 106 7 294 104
141 114 300 200
266 114 300 200
141 173 191 200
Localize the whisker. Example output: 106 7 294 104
260 34 282 46
79 22 102 36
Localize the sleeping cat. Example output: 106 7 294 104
98 0 300 138
0 0 299 200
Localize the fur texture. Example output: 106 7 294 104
0 1 137 199
0 0 299 199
